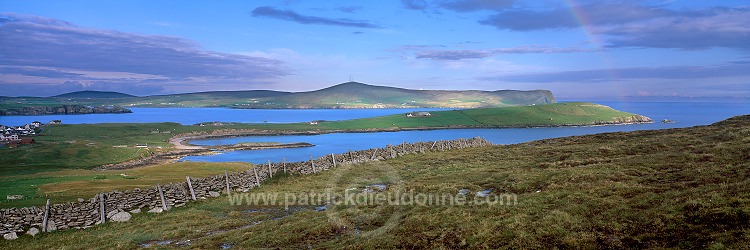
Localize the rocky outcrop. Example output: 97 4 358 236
603 115 652 125
0 105 132 116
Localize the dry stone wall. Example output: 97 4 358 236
1 137 491 239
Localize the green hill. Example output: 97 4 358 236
2 82 556 109
125 90 291 107
243 82 556 108
306 102 650 130
53 90 135 98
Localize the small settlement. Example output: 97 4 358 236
0 120 53 148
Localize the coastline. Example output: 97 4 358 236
172 119 655 145
95 116 653 171
97 141 313 170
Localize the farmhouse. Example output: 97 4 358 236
1 134 19 141
406 111 432 117
19 138 36 144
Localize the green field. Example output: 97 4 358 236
0 162 254 208
0 102 649 208
1 115 747 249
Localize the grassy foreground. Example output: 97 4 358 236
0 162 253 208
2 115 747 249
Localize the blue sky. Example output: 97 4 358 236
1 0 749 99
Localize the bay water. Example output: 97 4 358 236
183 101 749 164
2 101 746 164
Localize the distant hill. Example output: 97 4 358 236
232 82 556 109
8 82 556 109
53 91 135 99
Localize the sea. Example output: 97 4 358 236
1 101 747 164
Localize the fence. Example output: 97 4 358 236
0 137 491 238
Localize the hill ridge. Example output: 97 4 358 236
53 90 135 98
5 82 557 109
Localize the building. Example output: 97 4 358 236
19 138 36 144
2 134 19 141
406 112 432 117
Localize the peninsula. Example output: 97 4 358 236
0 82 555 110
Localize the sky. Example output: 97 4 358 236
1 0 749 99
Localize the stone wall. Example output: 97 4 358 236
0 137 492 239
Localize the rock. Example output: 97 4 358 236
26 227 40 237
107 210 119 218
208 191 221 197
476 189 493 197
130 208 141 214
370 184 387 191
363 184 387 193
457 189 471 196
147 207 163 213
77 198 84 202
46 220 57 232
110 212 132 222
3 232 18 240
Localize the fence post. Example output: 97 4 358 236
157 184 167 211
267 160 273 178
311 155 317 173
99 193 106 224
332 153 336 168
42 199 50 232
186 176 196 201
253 167 261 187
225 170 231 195
283 157 287 174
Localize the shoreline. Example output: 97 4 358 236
101 120 653 171
97 142 314 170
173 120 655 145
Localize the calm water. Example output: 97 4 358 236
2 101 746 164
0 108 449 126
183 101 749 164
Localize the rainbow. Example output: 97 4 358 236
564 0 627 102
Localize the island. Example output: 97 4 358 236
0 105 132 116
0 82 556 110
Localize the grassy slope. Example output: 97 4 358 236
0 123 194 177
302 102 646 129
2 115 748 249
0 162 254 208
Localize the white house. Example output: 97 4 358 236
1 134 19 141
